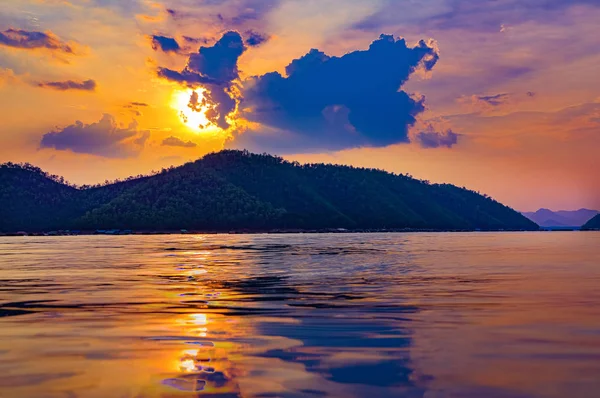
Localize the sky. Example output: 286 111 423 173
0 0 599 211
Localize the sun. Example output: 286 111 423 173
171 88 214 133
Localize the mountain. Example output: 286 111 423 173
522 208 598 227
0 151 539 232
582 214 600 230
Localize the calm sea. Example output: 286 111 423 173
0 233 599 398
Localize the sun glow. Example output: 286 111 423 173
171 88 215 133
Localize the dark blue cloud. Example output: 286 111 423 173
157 31 246 129
245 30 269 47
162 136 197 148
40 114 149 158
238 34 439 151
0 29 75 54
187 31 245 84
37 79 96 91
151 35 181 53
158 31 245 86
415 125 460 149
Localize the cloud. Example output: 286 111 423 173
157 31 245 86
37 79 96 91
88 0 148 15
162 136 197 148
186 31 245 84
0 68 19 87
40 114 150 158
237 34 439 152
123 101 148 116
353 0 600 33
165 7 192 21
459 91 537 113
245 30 269 47
0 28 78 54
414 125 460 148
477 93 510 106
215 0 279 27
157 68 216 85
157 31 247 129
157 32 440 152
163 0 280 25
151 35 181 53
183 36 210 45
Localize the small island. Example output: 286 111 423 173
0 150 539 234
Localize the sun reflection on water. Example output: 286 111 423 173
191 313 207 325
162 309 242 395
160 244 243 397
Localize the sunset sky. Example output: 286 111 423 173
1 0 599 211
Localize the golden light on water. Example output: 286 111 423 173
171 88 214 133
180 358 197 373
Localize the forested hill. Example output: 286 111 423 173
582 215 600 230
0 150 539 232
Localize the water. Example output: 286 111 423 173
0 232 599 398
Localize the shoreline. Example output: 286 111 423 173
2 228 594 237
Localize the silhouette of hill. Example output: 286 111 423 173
522 208 598 227
582 214 600 230
0 150 539 233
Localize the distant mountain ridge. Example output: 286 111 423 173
0 150 539 232
522 208 598 227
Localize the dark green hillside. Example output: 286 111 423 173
0 150 539 232
75 163 282 231
0 163 78 231
582 214 600 230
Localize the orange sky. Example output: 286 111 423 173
0 0 599 211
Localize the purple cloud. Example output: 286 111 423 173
123 102 148 116
40 114 149 158
162 136 197 148
474 93 510 107
0 28 77 54
245 30 269 47
183 36 210 45
415 125 460 148
353 0 600 33
37 79 96 91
